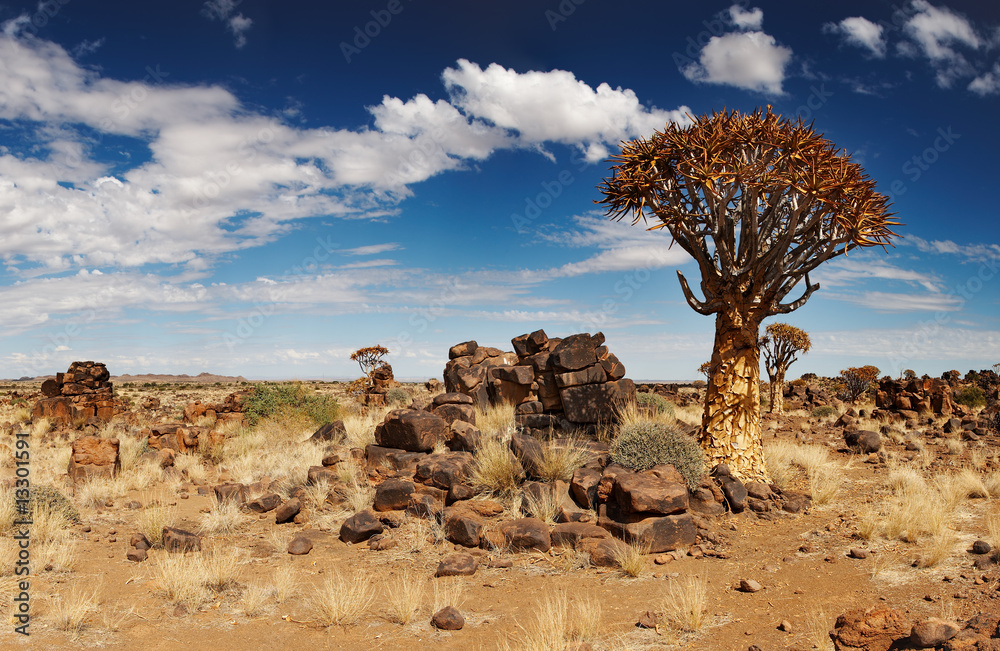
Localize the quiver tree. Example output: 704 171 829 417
760 323 811 415
599 106 899 481
350 345 390 390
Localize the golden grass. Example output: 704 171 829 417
341 405 391 449
500 590 602 651
522 487 559 525
153 554 210 607
385 569 425 625
311 571 376 627
474 401 516 437
806 608 834 650
339 477 374 513
35 539 78 573
612 539 650 578
764 440 841 501
431 577 467 613
537 436 594 482
469 433 524 497
661 574 708 632
198 500 246 535
202 547 247 592
915 531 956 568
138 496 175 547
240 581 273 617
944 438 964 455
52 582 100 636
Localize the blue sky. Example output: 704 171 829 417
1 0 998 381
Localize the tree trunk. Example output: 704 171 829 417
700 309 770 482
768 369 785 415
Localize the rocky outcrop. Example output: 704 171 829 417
183 390 248 424
67 435 121 483
441 330 635 437
34 361 119 425
874 377 953 419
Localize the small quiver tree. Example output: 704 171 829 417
350 345 390 391
838 365 880 403
599 106 899 481
760 323 811 415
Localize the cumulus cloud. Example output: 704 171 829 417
899 0 980 87
824 17 886 57
442 60 692 162
729 5 763 30
0 31 690 275
202 0 253 48
682 30 792 94
969 62 1000 95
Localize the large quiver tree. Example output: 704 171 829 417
760 323 810 415
599 106 899 481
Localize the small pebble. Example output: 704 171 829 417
778 619 792 632
739 579 763 593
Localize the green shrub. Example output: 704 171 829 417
242 383 340 426
385 387 411 407
954 386 986 409
635 392 675 417
609 422 706 490
811 405 837 419
29 485 81 524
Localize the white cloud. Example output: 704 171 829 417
202 0 253 48
555 245 690 277
0 32 691 275
899 0 981 87
729 5 763 31
814 257 944 292
442 60 692 160
682 31 792 94
341 243 401 256
828 290 963 312
907 236 1000 263
969 62 1000 95
824 17 886 57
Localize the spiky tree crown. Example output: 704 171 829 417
761 323 810 374
599 106 900 318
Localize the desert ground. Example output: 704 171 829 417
1 370 999 651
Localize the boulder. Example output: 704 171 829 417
287 535 314 555
499 517 551 553
560 379 636 424
162 527 201 553
67 436 120 483
377 410 449 452
247 493 282 513
374 479 416 512
909 618 959 648
432 403 476 427
309 421 346 443
339 509 384 544
434 553 479 577
551 522 611 548
551 334 598 371
414 451 474 491
830 608 911 651
448 421 481 452
449 341 478 359
510 432 544 479
612 472 689 515
431 606 465 630
274 498 301 524
443 507 485 548
598 507 696 553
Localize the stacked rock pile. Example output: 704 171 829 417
33 361 118 425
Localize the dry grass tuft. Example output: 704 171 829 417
240 581 273 617
52 582 100 636
537 436 593 482
475 401 516 437
202 547 247 591
198 500 246 535
522 487 559 525
612 539 650 578
806 608 834 650
311 570 376 627
431 577 467 613
385 570 425 625
153 554 209 607
469 433 524 497
661 574 708 632
501 590 602 651
138 497 175 546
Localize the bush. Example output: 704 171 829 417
609 421 706 490
954 386 987 409
241 383 340 426
385 387 411 407
29 485 81 525
811 405 838 419
635 392 675 417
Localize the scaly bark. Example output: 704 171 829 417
700 310 770 483
768 369 785 415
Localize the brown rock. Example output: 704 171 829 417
598 508 697 553
831 607 912 651
637 611 658 629
499 517 551 552
583 537 630 567
374 479 416 512
377 410 450 452
162 527 201 553
126 548 147 562
67 436 120 482
571 467 602 510
414 451 474 491
551 522 610 548
431 605 465 630
560 379 637 424
612 472 689 515
274 498 301 524
551 333 598 371
909 618 959 648
287 535 314 555
435 553 479 577
309 421 346 442
739 579 763 593
443 508 484 548
247 492 282 513
449 341 478 359
339 509 384 544
213 482 249 505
